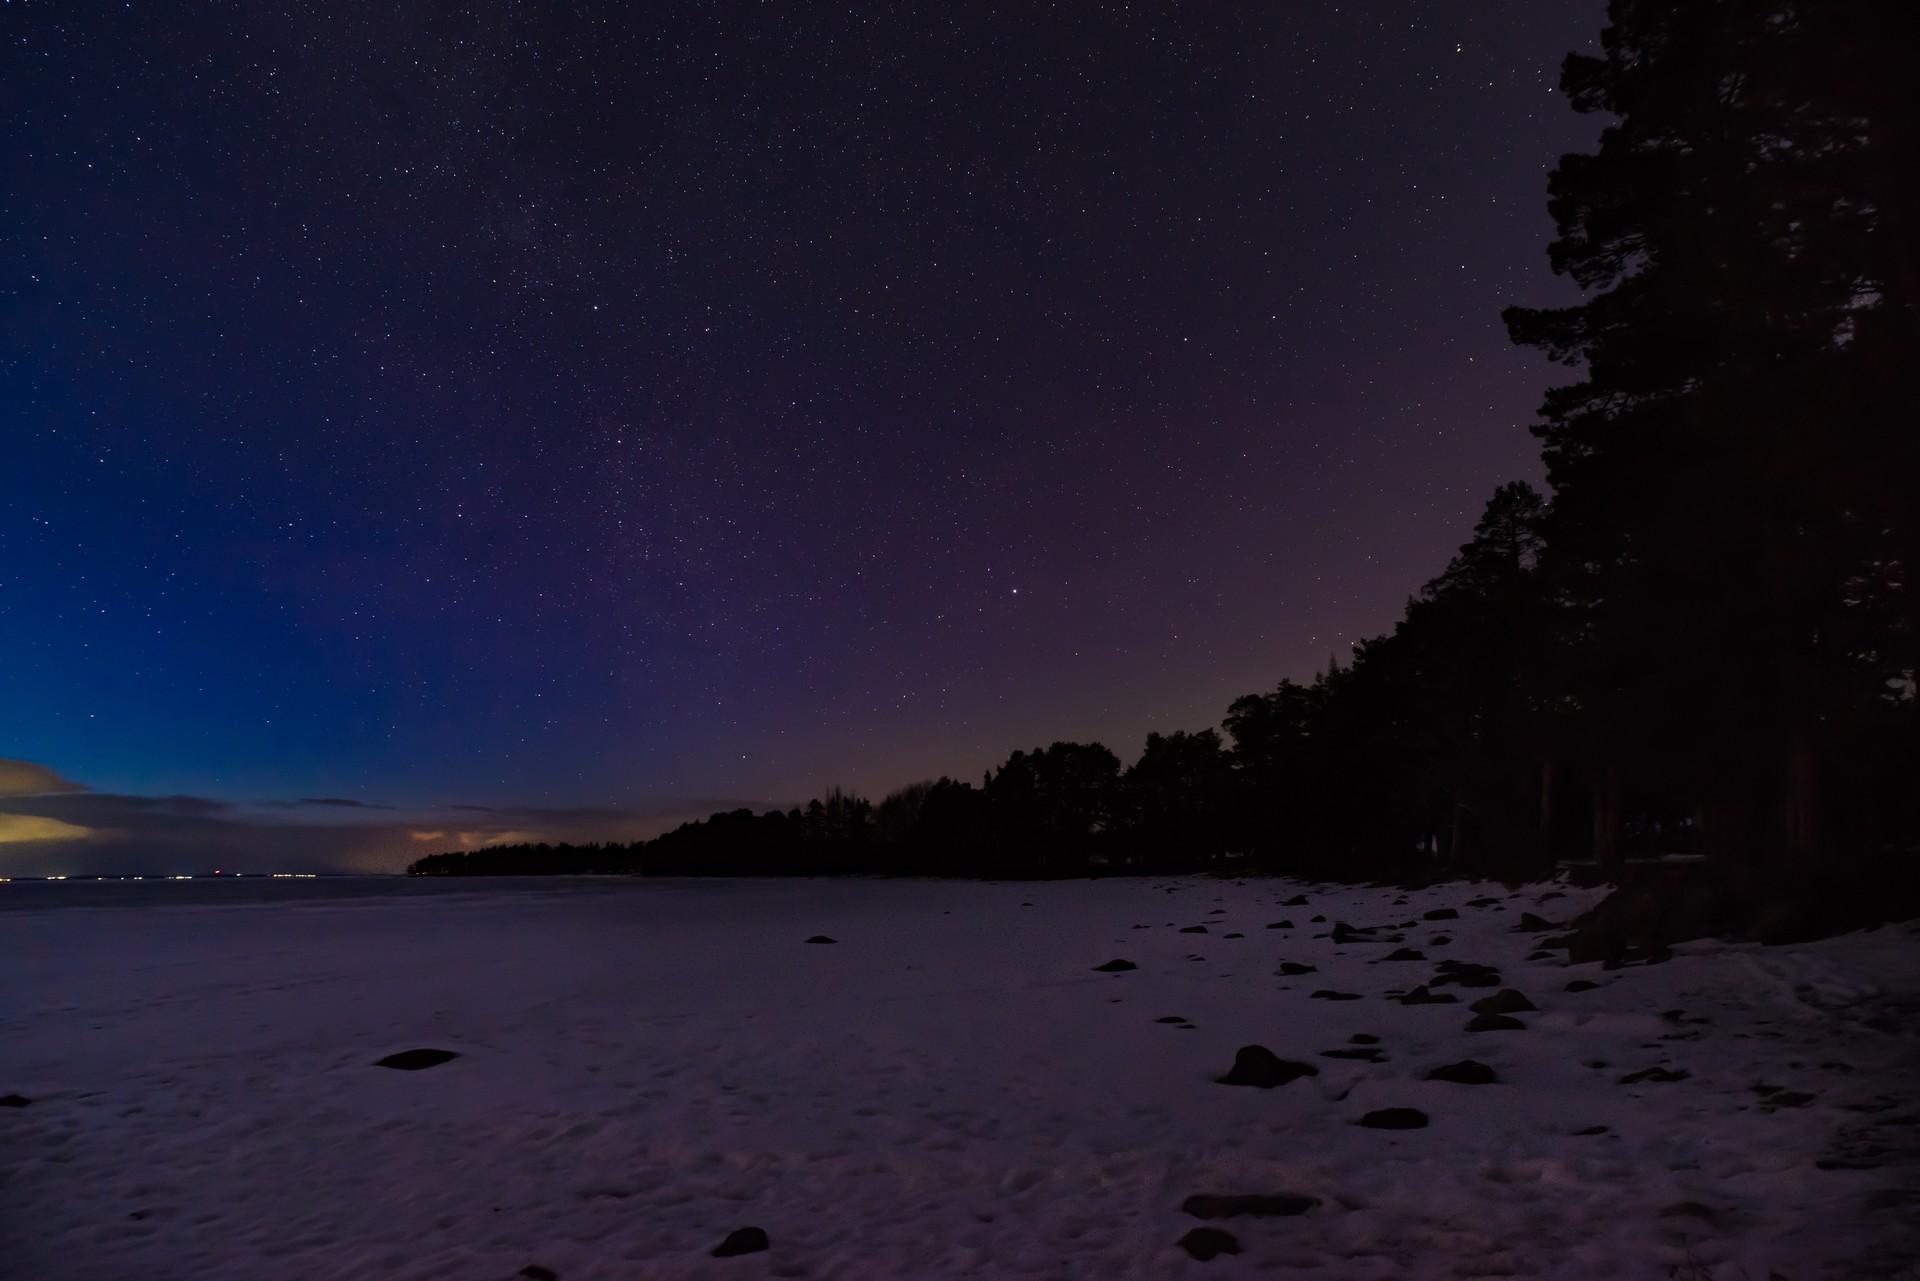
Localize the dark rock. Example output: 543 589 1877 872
1564 979 1600 992
1425 1059 1498 1085
520 1267 559 1281
1470 989 1536 1015
1282 894 1310 906
1382 947 1426 962
0 1094 29 1108
1329 921 1371 943
1466 896 1500 908
805 935 837 944
1358 1107 1429 1130
1617 1066 1690 1084
374 1048 459 1071
1466 1013 1526 1032
1092 958 1137 972
1309 914 1326 923
1423 908 1459 921
1223 932 1244 939
1349 1033 1380 1044
1217 1045 1318 1089
1397 986 1458 1005
711 1227 770 1258
1177 1227 1242 1260
1516 912 1560 931
1265 919 1294 930
1428 935 1452 946
1526 950 1556 961
1573 1124 1610 1136
1155 1015 1189 1024
1208 908 1226 915
1430 961 1503 989
1275 961 1317 976
1321 1047 1385 1061
1309 989 1363 1001
1182 1193 1317 1219
1179 925 1209 934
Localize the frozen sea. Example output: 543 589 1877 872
2 874 1916 1279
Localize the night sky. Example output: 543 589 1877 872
3 2 1603 872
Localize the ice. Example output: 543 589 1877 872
2 876 1915 1278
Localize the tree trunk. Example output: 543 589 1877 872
1785 732 1819 864
1538 758 1556 845
1592 764 1621 870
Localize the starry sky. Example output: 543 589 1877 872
2 2 1603 872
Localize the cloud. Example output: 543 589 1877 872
0 759 787 876
0 813 93 843
0 759 89 797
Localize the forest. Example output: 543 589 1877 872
412 2 1918 936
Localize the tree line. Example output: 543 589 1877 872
412 0 1917 895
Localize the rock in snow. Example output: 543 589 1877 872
1424 1060 1498 1085
1181 1193 1317 1219
1469 988 1537 1015
1216 1045 1318 1089
1358 1107 1430 1130
1177 1227 1243 1260
711 1226 770 1257
372 1049 459 1071
1091 958 1136 972
1465 1013 1527 1032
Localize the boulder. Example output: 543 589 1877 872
1422 907 1459 921
1469 989 1536 1015
1092 959 1137 972
805 935 837 944
1358 1107 1429 1130
1182 1194 1316 1219
711 1227 769 1258
1465 1013 1526 1032
1424 1060 1498 1085
1177 1227 1242 1260
373 1049 459 1071
1217 1045 1318 1089
1617 1065 1690 1084
1275 961 1317 976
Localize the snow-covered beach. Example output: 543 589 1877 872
3 876 1915 1279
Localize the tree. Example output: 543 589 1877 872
1503 0 1919 866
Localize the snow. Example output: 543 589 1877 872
2 875 1916 1279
